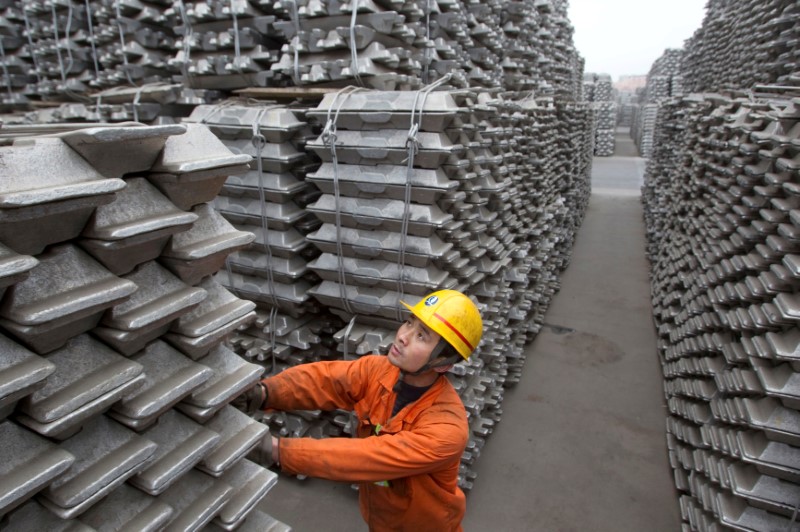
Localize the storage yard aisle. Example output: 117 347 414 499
463 130 681 531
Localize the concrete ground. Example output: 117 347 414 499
258 128 681 531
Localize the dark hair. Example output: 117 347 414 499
438 341 462 362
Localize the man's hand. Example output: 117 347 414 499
250 433 280 468
231 382 268 416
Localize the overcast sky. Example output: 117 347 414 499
567 0 708 80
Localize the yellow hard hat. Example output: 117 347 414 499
401 290 483 360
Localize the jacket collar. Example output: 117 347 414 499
377 358 448 424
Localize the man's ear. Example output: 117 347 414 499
433 365 453 374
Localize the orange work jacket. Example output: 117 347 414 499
263 354 469 532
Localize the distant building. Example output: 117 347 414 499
614 75 647 93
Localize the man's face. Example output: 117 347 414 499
388 314 442 373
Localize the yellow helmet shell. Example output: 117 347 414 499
401 290 483 360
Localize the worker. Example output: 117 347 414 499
235 289 483 532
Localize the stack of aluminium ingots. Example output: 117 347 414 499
0 0 290 107
584 73 617 157
681 0 800 94
0 122 291 531
643 92 800 530
269 0 431 90
183 101 346 372
631 48 683 158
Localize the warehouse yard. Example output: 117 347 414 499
2 0 800 530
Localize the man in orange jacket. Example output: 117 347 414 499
238 289 482 531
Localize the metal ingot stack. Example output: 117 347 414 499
168 0 283 91
269 0 430 90
0 123 288 530
632 48 683 158
530 0 582 100
183 101 344 376
643 93 800 530
584 73 617 157
6 0 176 101
496 0 540 92
681 0 800 94
1 0 285 110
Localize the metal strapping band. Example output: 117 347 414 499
21 8 41 84
0 38 10 97
115 0 137 86
289 0 301 84
322 86 367 316
84 0 100 77
349 0 364 87
396 74 452 321
231 0 243 73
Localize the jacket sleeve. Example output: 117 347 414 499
278 405 468 482
263 357 374 412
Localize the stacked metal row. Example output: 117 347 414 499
643 92 800 530
682 0 800 93
0 0 289 107
0 123 290 530
631 48 683 158
583 73 616 157
0 0 584 109
181 102 341 368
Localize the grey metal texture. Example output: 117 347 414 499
0 333 54 420
186 104 305 143
18 335 140 424
213 196 309 232
80 178 199 275
101 261 207 334
165 277 257 359
307 253 454 295
150 123 253 176
39 415 157 519
0 137 126 255
3 499 95 531
216 270 314 311
198 405 269 477
306 223 455 268
0 420 75 516
214 459 278 530
159 203 256 285
0 243 37 293
0 0 597 526
146 124 252 211
0 244 138 354
177 344 263 413
110 340 213 430
57 124 187 179
306 162 458 203
222 170 312 203
222 139 308 174
130 410 221 495
307 90 462 131
225 251 309 284
307 194 453 237
306 129 464 168
77 483 174 532
206 507 291 532
229 224 310 259
156 469 234 532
